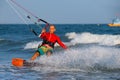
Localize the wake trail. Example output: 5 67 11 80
32 45 120 72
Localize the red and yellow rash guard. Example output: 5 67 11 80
40 32 67 49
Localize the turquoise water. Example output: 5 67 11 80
0 24 120 80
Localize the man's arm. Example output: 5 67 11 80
39 28 47 39
57 36 67 49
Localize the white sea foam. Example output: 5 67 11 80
24 41 70 49
24 32 120 49
24 41 42 49
0 39 4 41
32 46 120 72
66 32 120 46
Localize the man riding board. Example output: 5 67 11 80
30 25 67 61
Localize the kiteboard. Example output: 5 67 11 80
12 58 40 67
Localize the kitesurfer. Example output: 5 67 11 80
30 25 68 61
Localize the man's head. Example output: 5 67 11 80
49 25 56 33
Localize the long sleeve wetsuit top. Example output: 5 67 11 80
40 32 67 49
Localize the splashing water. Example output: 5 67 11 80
32 45 120 72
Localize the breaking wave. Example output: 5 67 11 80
24 41 70 49
24 41 42 49
24 32 120 49
66 32 120 46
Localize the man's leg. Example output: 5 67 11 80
46 51 52 57
30 51 40 61
46 49 53 57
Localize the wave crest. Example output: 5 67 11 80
65 32 120 46
24 41 42 49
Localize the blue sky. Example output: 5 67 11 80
0 0 120 24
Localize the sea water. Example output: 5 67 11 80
0 24 120 80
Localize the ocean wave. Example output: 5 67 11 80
32 46 120 72
0 39 4 41
24 41 42 49
24 41 70 49
24 32 120 49
0 38 14 43
65 32 120 46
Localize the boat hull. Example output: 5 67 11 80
108 23 120 27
